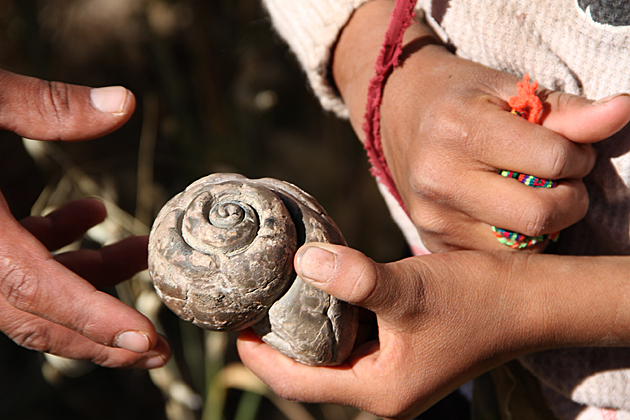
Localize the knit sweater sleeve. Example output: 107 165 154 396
261 0 371 118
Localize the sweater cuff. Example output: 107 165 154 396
262 0 372 118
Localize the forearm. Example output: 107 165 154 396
513 254 630 349
440 252 630 359
331 0 442 141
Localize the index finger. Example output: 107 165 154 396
468 105 596 181
0 294 169 369
19 198 107 251
0 252 159 354
238 328 425 420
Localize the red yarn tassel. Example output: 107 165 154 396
508 73 542 123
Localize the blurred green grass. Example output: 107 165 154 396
0 1 409 419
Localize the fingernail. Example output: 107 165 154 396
593 93 630 105
91 86 128 114
137 355 166 369
296 245 336 283
114 331 151 353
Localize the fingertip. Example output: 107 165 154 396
592 92 630 135
153 333 171 361
114 235 149 256
544 91 630 143
53 197 108 224
131 352 168 370
237 329 276 365
133 235 150 253
90 86 135 115
295 243 338 284
236 329 268 360
127 333 170 369
237 328 263 344
295 243 381 308
102 235 149 273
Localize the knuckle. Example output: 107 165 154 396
555 92 583 114
408 157 458 206
423 100 471 146
409 204 456 238
38 80 71 138
1 263 40 312
9 320 52 352
347 260 380 305
546 141 570 178
516 200 554 237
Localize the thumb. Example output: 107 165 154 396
294 243 410 316
541 91 630 143
0 69 135 141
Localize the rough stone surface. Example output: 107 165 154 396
148 173 358 366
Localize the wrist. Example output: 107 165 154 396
426 253 630 365
501 254 630 352
332 0 442 140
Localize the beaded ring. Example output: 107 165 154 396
499 170 557 189
493 74 560 249
492 227 560 249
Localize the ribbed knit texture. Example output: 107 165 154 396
261 0 371 118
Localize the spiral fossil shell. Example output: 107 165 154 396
148 173 358 366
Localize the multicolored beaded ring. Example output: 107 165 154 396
493 74 560 249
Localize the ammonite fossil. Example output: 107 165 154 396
148 173 358 366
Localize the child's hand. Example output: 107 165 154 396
379 49 630 252
237 243 630 419
333 0 630 252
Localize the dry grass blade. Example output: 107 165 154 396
136 92 159 229
218 363 318 420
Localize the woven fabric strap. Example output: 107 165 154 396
362 0 418 211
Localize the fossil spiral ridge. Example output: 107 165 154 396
148 173 358 366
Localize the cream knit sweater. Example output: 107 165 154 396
261 1 630 419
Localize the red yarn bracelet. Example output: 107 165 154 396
362 0 418 212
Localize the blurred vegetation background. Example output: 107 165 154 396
0 1 424 419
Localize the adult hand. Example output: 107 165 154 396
0 68 169 368
238 243 630 419
333 0 630 252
